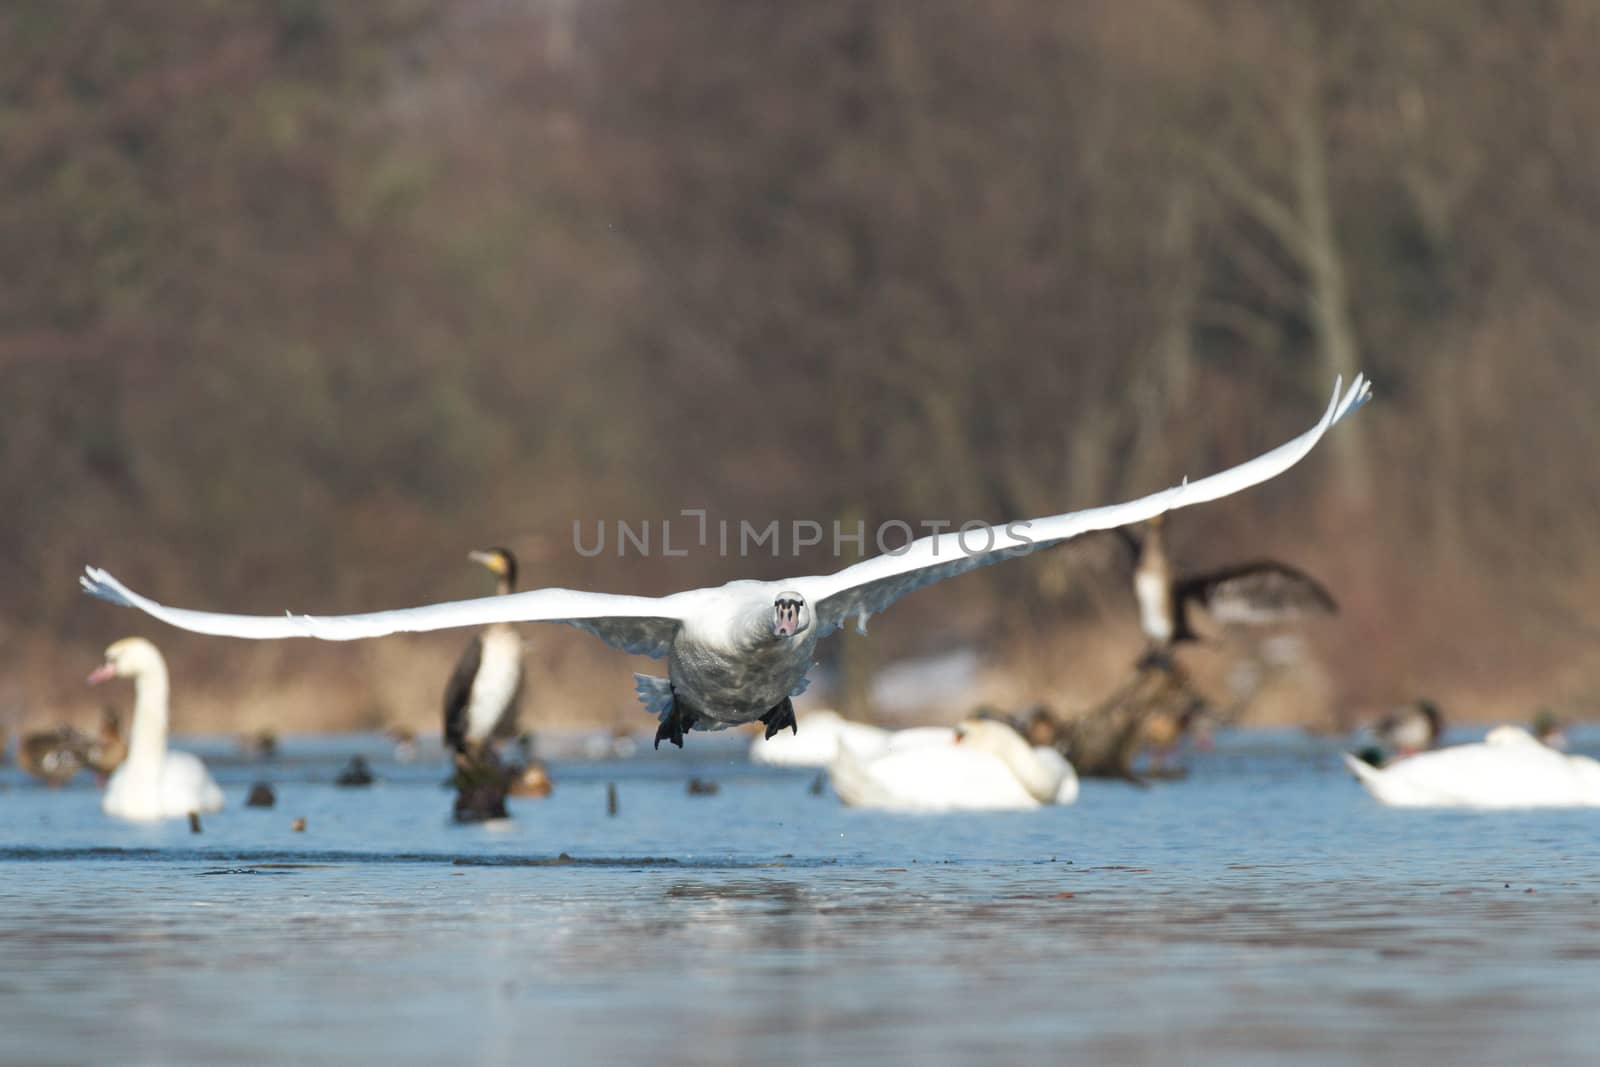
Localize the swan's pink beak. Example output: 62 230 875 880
86 663 116 686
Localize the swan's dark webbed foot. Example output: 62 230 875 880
759 697 797 740
654 686 698 750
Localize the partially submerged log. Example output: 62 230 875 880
1048 655 1210 783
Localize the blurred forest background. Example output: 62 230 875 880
3 0 1598 738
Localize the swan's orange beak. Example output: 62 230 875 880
86 663 116 686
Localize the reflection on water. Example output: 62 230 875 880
2 728 1599 1065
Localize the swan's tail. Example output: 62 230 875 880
828 741 882 809
633 674 675 718
1342 752 1383 791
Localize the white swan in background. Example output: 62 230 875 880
80 376 1370 751
750 709 954 766
88 638 225 820
1343 726 1600 809
829 719 1078 811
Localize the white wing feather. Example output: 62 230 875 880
79 567 685 657
791 374 1371 636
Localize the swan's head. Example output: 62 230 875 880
771 592 810 639
87 637 164 685
468 547 519 592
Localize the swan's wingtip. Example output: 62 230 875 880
1332 373 1374 424
79 566 133 607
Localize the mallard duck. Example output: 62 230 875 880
334 755 374 787
971 703 1064 750
80 377 1372 749
1138 696 1211 775
1372 699 1443 757
507 759 553 798
19 725 92 787
385 724 419 762
84 706 127 783
88 638 224 820
239 727 279 760
1531 708 1568 750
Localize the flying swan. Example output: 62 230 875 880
81 376 1371 749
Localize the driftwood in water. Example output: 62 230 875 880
452 748 512 823
452 746 555 823
1047 656 1209 782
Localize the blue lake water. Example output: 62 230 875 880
3 727 1598 1066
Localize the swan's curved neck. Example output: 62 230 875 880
737 600 779 648
972 729 1059 803
1004 750 1060 804
125 659 171 767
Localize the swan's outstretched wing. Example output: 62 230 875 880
792 374 1371 638
79 568 684 657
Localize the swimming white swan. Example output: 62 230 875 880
829 718 1078 811
88 638 225 820
1343 726 1600 809
749 709 955 766
80 376 1370 749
